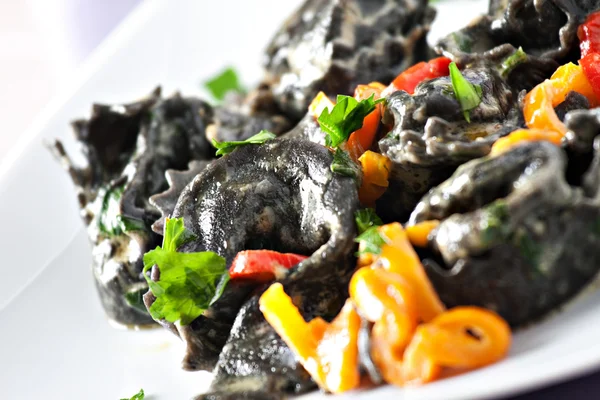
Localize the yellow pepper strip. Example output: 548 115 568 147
350 267 418 386
376 223 446 322
524 63 598 135
309 91 335 119
358 150 392 206
490 128 563 156
403 307 511 385
405 220 440 247
259 283 361 394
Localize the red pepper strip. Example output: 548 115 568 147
229 250 308 281
383 57 452 96
580 52 600 99
578 11 600 58
346 82 385 159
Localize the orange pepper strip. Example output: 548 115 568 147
358 150 392 206
350 267 418 386
523 82 568 135
259 283 361 394
490 128 563 156
405 220 440 248
403 307 511 385
309 91 335 119
346 83 385 159
550 62 598 107
524 63 598 135
376 223 446 322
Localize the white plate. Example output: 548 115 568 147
2 0 597 399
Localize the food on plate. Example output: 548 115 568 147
53 0 600 398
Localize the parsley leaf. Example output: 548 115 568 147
212 130 276 156
97 184 125 236
97 184 146 237
143 218 229 325
449 62 482 123
499 47 527 78
120 388 145 400
331 148 362 184
318 94 385 148
355 226 387 256
204 67 244 101
355 208 383 235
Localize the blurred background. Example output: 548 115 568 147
0 0 139 160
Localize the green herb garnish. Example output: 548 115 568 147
355 226 387 256
143 218 229 325
97 184 146 237
479 200 511 246
120 388 145 400
318 94 385 148
212 130 276 156
451 32 473 53
98 184 125 236
331 148 362 183
499 47 527 78
124 286 150 313
204 67 244 101
449 62 483 123
355 208 383 235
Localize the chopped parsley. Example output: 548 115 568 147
120 388 145 400
143 218 229 325
124 286 149 313
355 226 386 256
212 130 276 156
331 148 362 183
500 47 527 78
97 184 146 237
355 208 383 235
449 62 483 123
204 67 244 101
479 200 511 246
318 94 385 148
98 184 125 236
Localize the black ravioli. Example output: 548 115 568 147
52 90 215 327
145 138 359 372
263 0 435 119
377 66 520 222
409 142 600 327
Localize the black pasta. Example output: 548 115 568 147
52 89 216 327
263 0 435 119
376 65 520 222
144 138 359 372
409 141 600 327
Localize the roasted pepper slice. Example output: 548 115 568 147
580 52 600 100
309 91 335 119
524 63 597 135
578 11 600 58
376 223 446 322
403 307 511 385
346 82 385 158
490 129 563 156
384 57 452 96
358 150 392 206
259 283 361 394
350 267 418 386
229 250 308 281
406 220 440 248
